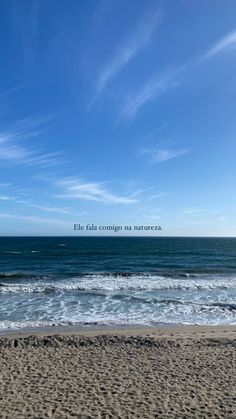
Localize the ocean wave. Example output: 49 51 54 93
0 272 52 281
7 251 23 254
74 276 236 291
1 269 236 281
0 303 236 332
0 319 140 331
1 274 236 294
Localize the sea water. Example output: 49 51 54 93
0 236 236 331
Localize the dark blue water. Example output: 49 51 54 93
0 237 236 330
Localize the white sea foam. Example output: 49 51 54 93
1 273 236 331
0 299 235 332
1 273 236 293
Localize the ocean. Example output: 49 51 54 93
0 236 236 331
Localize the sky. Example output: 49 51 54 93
0 0 236 236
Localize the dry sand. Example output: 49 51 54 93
0 325 235 418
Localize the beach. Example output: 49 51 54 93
0 325 235 418
1 237 236 417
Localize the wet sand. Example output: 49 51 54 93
0 325 235 418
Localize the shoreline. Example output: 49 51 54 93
1 323 236 339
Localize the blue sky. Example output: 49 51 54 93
0 0 236 236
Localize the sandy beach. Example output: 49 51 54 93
0 326 235 418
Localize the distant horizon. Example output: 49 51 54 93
1 235 236 239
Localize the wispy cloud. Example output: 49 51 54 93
186 215 229 225
0 212 71 226
183 208 206 217
121 66 184 119
214 215 229 223
184 209 229 224
55 178 138 204
146 192 169 201
141 146 189 163
0 192 84 216
143 213 160 220
14 200 84 217
0 183 12 188
0 83 29 101
0 195 13 201
142 123 169 142
93 8 161 100
0 117 66 167
22 151 65 167
119 27 236 120
204 29 236 60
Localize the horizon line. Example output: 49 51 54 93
0 235 236 239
